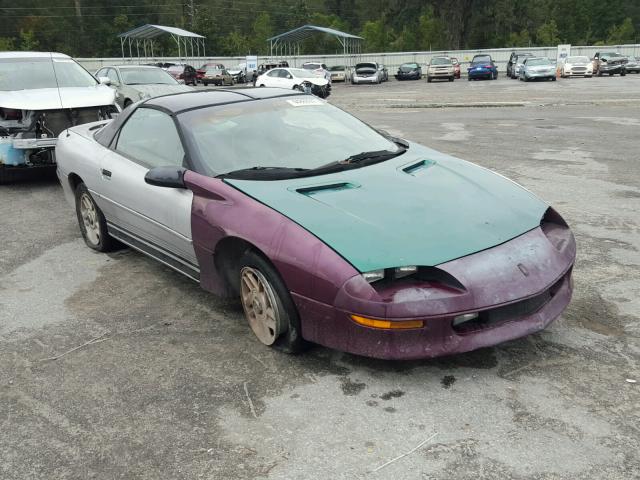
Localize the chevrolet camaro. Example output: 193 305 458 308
55 89 576 360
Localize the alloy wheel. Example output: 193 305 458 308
240 267 285 345
80 193 100 246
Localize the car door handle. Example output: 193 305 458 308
101 168 112 178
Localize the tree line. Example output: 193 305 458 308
0 0 637 57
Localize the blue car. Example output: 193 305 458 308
468 55 498 80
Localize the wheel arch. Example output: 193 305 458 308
68 172 84 191
213 235 274 296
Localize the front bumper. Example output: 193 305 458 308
468 68 494 78
565 68 592 76
525 70 556 79
296 224 576 360
396 72 421 80
352 76 378 84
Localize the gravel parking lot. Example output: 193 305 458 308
1 76 639 479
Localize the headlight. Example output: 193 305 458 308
363 270 385 283
362 266 418 283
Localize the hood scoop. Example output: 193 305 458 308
402 159 436 176
296 182 359 197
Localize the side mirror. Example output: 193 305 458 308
145 166 186 189
98 76 112 86
287 74 293 79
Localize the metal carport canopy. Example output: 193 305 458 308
267 24 363 58
118 24 206 60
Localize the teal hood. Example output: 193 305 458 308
226 144 548 273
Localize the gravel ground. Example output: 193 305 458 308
1 75 639 480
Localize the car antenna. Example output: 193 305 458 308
50 52 65 111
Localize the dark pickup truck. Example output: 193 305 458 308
593 52 627 76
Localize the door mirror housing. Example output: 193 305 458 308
98 76 112 86
145 166 186 189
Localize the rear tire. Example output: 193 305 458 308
449 76 454 82
75 182 115 252
238 250 306 354
427 76 432 83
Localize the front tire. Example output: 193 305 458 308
238 250 305 353
75 182 115 252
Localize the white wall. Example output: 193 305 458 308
77 44 640 73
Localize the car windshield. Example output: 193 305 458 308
206 68 224 74
400 63 418 71
168 66 184 72
566 56 589 63
120 67 177 85
431 57 451 65
180 96 399 177
228 66 243 71
472 56 492 64
329 66 345 71
303 64 321 70
527 58 552 66
602 52 621 58
0 56 97 91
290 68 319 79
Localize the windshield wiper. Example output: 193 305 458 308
310 147 407 174
218 166 309 180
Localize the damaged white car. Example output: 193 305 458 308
0 52 118 183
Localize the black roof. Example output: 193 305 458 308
145 87 302 114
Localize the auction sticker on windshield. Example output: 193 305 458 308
286 97 325 107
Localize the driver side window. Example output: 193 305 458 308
267 69 280 77
116 107 185 169
278 69 291 78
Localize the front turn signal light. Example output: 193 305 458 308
351 315 424 330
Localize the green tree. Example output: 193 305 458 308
19 30 39 51
360 19 394 52
221 31 251 55
417 7 446 51
252 12 274 55
607 17 635 44
0 37 15 51
536 20 560 46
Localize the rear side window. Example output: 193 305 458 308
116 108 185 168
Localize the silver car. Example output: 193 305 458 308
520 57 557 82
512 54 534 79
95 65 192 109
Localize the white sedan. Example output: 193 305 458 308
560 56 593 78
254 67 330 98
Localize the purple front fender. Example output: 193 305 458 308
183 170 359 303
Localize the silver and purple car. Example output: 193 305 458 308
55 89 576 360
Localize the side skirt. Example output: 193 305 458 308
107 222 200 283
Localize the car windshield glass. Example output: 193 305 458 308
302 64 320 70
0 56 97 91
472 56 492 64
180 96 399 177
290 68 319 79
329 66 344 71
431 57 451 65
400 63 418 71
527 58 552 66
206 68 224 74
602 53 621 58
120 67 177 85
168 66 183 72
566 56 589 63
